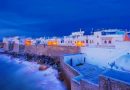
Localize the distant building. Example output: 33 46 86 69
2 29 130 52
61 29 88 47
3 37 15 52
3 36 26 53
92 29 125 47
124 32 130 41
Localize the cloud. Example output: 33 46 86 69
0 0 130 39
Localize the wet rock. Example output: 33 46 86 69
39 65 49 71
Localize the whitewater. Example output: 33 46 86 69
0 54 66 90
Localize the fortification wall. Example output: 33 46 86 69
24 45 80 56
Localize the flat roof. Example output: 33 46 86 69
73 63 105 84
102 69 130 84
72 63 130 84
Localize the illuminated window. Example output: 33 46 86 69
75 41 85 47
48 41 58 46
25 40 32 46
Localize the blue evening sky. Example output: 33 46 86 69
0 0 130 39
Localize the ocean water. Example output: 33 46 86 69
0 54 66 90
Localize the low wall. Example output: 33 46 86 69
71 80 81 90
60 56 80 90
99 75 130 90
24 45 80 56
81 80 99 90
63 53 86 66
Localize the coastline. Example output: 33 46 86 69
0 49 67 90
0 55 66 90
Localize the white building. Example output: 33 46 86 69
80 29 130 71
90 29 125 47
61 29 88 47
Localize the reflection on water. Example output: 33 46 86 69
0 55 66 90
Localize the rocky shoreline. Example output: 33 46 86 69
0 50 64 81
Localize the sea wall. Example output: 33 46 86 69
3 43 80 56
24 45 80 56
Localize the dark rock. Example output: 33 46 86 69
39 65 49 71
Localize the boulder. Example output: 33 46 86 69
39 65 48 71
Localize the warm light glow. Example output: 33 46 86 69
75 41 85 47
25 40 32 46
47 40 58 46
124 33 130 41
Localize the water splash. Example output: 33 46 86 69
0 54 66 90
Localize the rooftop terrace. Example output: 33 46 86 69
72 63 130 85
64 54 130 85
73 63 106 84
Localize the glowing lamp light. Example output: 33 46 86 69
53 41 58 45
47 40 58 46
48 41 53 46
75 41 85 47
124 33 130 41
25 40 32 46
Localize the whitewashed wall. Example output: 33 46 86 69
80 46 130 68
64 54 86 66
